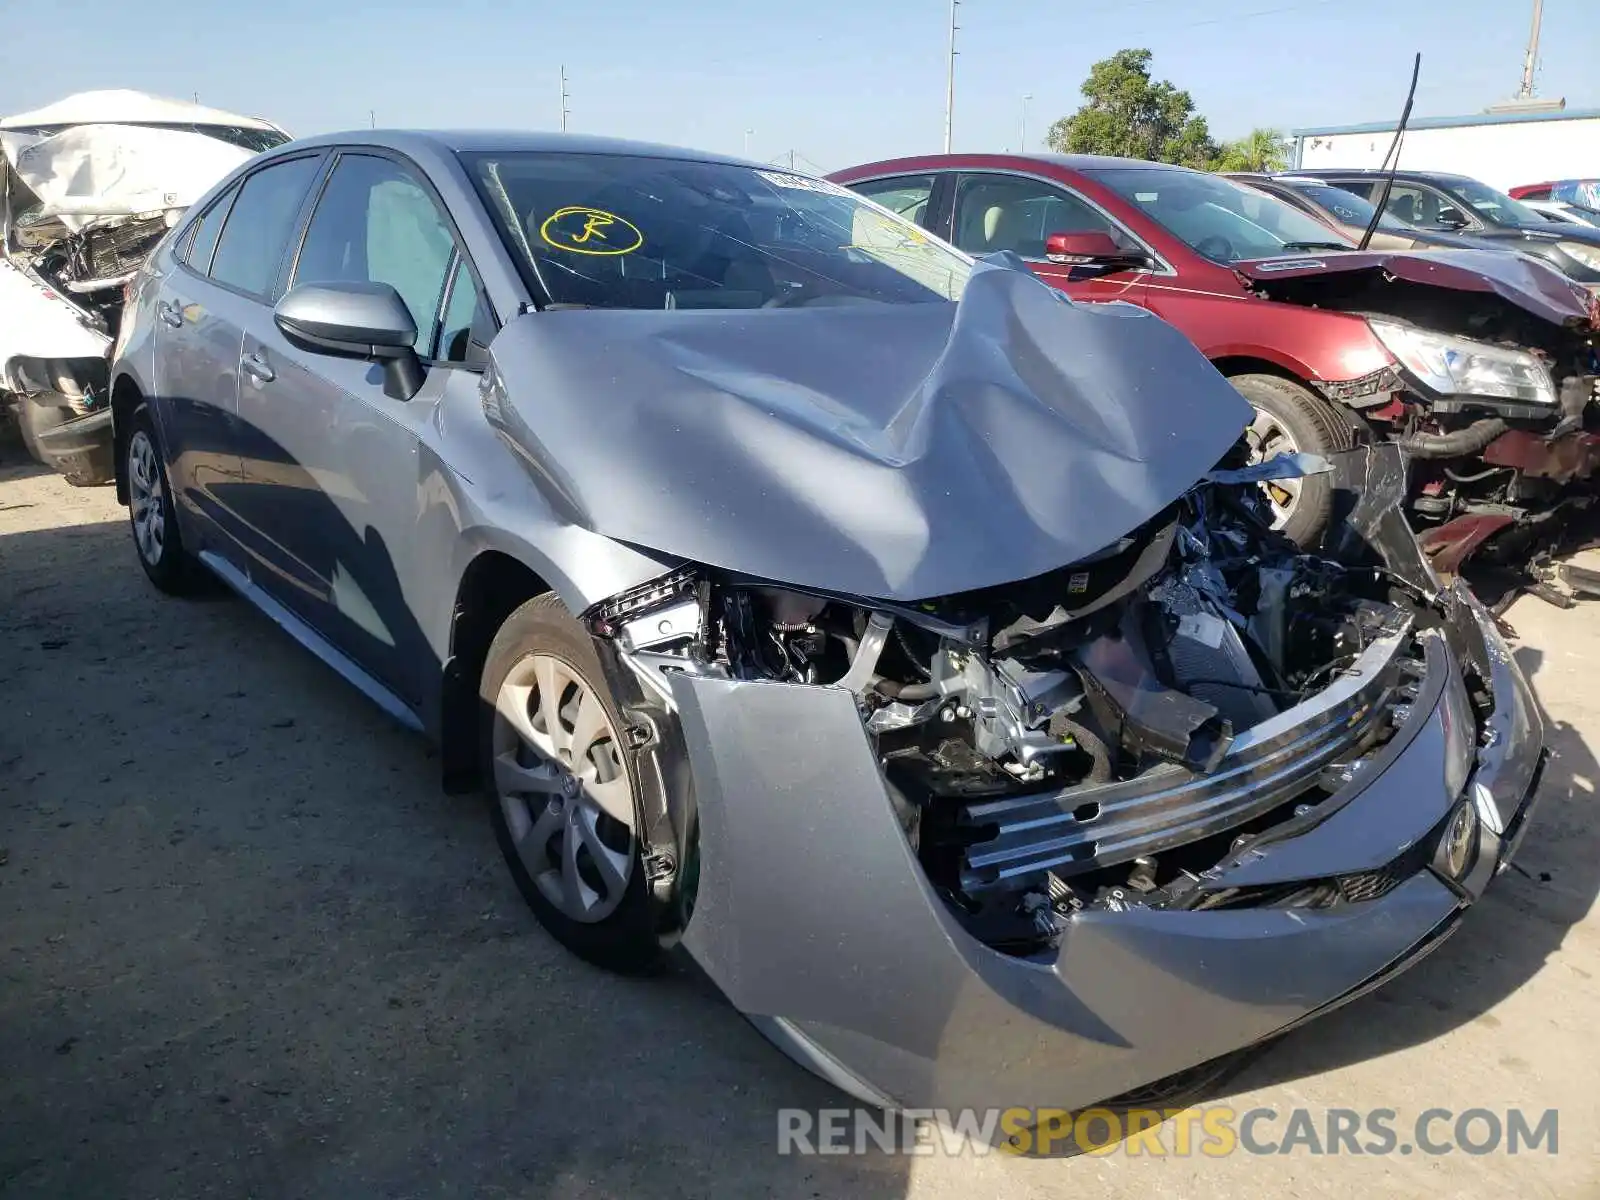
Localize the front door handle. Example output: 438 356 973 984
157 301 183 329
240 352 275 384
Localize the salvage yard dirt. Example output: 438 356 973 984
1 454 1596 1199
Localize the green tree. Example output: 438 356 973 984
1215 128 1291 173
1045 49 1218 168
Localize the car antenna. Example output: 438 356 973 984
1358 52 1422 251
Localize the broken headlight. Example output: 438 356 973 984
1369 319 1557 406
1557 240 1600 277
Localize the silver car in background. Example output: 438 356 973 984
107 132 1545 1127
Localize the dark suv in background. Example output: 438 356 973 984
1296 168 1600 289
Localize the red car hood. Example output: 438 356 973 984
1234 248 1600 331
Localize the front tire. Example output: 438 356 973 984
481 593 661 974
1228 373 1353 547
126 404 202 594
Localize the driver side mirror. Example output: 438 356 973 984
1044 230 1151 272
274 282 426 401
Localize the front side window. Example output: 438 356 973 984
293 153 459 347
952 174 1119 259
1371 184 1467 231
209 155 321 297
1086 167 1354 262
462 152 971 310
1442 177 1544 227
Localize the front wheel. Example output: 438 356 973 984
481 593 662 974
1227 373 1353 547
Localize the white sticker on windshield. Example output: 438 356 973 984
756 170 846 196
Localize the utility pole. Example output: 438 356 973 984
744 128 754 157
1517 0 1544 99
368 109 375 129
789 149 796 170
943 0 959 153
1020 93 1032 153
559 65 570 132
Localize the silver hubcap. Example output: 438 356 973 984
493 652 634 923
128 430 166 565
1245 407 1302 529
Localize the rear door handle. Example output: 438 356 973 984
240 352 275 384
157 301 183 329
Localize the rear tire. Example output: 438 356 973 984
1228 373 1353 547
481 593 662 975
126 403 203 594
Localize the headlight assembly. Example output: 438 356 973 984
1557 240 1600 275
1369 319 1557 406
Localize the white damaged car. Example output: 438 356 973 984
1 90 288 481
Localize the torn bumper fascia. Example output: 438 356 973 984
667 584 1543 1115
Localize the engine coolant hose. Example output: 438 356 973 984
1397 417 1507 459
1048 716 1113 785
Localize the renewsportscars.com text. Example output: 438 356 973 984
777 1105 1560 1158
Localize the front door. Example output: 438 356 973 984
232 151 493 705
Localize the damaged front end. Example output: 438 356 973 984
1 106 270 481
1242 252 1600 582
580 443 1544 1114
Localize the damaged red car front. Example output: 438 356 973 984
1237 250 1600 580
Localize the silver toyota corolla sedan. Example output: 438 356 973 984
107 131 1545 1124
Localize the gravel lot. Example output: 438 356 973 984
2 450 1596 1199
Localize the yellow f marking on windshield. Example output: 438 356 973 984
539 206 644 256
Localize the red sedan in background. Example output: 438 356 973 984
828 153 1600 567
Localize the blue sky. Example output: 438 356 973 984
3 0 1594 172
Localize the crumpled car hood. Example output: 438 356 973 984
0 124 253 233
1235 248 1600 330
482 260 1251 601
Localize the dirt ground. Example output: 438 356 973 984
1 452 1596 1200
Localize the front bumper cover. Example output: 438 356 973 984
670 584 1543 1115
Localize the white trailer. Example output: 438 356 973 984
1290 107 1600 193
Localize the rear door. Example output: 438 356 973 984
945 171 1151 305
153 153 325 554
231 149 496 705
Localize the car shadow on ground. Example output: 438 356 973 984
1220 638 1600 1094
0 514 915 1198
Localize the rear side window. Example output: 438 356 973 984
292 154 459 349
182 184 237 273
209 156 321 298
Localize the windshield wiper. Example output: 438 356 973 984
1278 241 1350 252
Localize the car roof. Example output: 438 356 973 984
834 152 1198 178
1292 167 1477 185
271 129 757 168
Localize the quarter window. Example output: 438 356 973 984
183 184 237 273
209 156 321 297
951 175 1117 259
293 154 459 350
435 256 493 364
851 175 937 227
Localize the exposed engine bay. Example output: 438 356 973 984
589 445 1468 956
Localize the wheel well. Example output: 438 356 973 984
1210 355 1306 386
439 551 550 793
110 375 144 505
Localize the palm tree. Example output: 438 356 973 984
1215 128 1290 173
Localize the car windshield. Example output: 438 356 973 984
1281 181 1414 231
1086 167 1355 262
462 152 972 310
1446 177 1545 226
